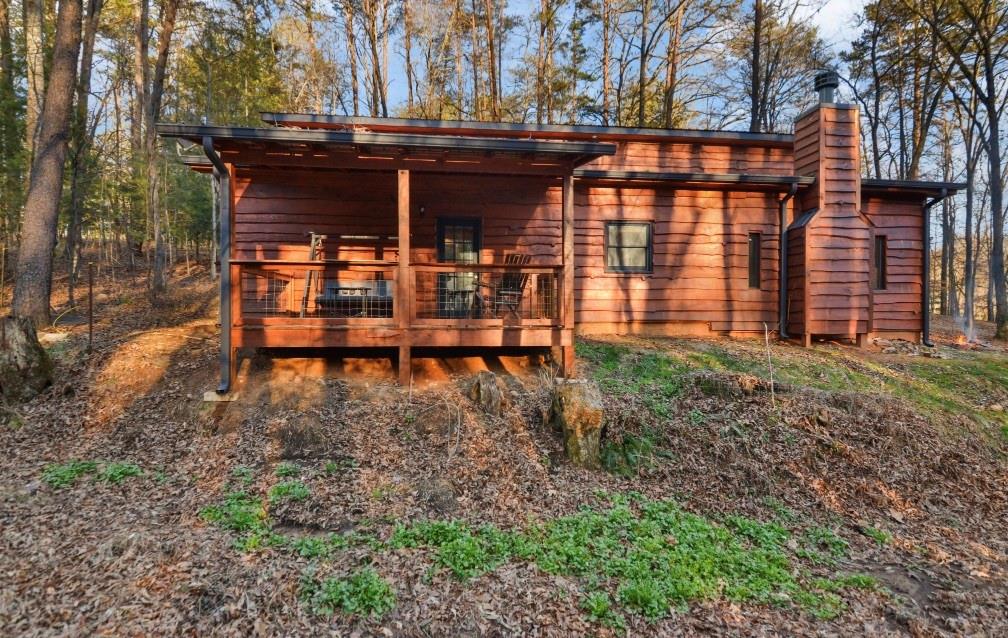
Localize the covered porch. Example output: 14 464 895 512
157 123 615 389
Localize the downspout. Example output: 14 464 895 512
203 136 232 393
921 188 948 347
778 182 799 338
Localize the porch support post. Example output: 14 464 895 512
561 172 575 376
397 169 411 385
202 136 234 394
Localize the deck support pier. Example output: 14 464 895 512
561 172 575 377
397 169 412 384
203 136 233 394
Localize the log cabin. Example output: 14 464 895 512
157 72 962 391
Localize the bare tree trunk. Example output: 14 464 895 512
483 0 498 119
339 2 359 115
662 4 683 128
12 0 83 326
601 0 611 126
23 0 44 172
403 0 414 113
748 0 763 132
66 0 105 307
146 0 181 301
636 0 650 127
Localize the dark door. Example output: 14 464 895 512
436 218 481 318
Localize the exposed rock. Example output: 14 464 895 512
549 379 605 468
469 370 505 416
416 478 457 514
0 316 53 402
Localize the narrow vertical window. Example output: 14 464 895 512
874 235 887 290
748 232 762 289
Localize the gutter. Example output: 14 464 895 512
778 183 799 338
922 188 949 347
203 136 232 394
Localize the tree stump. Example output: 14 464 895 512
469 370 505 416
0 316 53 402
549 379 605 468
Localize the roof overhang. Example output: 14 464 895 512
260 112 795 148
157 123 617 175
573 169 814 190
861 178 965 197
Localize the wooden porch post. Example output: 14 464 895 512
562 172 575 376
397 169 411 385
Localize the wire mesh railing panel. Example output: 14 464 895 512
413 268 559 323
240 267 395 319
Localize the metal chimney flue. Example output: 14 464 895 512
815 70 839 104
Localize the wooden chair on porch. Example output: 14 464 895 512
477 253 531 319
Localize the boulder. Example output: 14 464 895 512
549 379 605 468
469 370 505 416
0 317 53 402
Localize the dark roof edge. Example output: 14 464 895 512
862 178 965 193
574 169 815 187
156 123 617 158
260 112 795 145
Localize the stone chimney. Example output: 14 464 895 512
788 72 870 343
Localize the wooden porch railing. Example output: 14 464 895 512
232 260 562 328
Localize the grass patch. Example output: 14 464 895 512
42 460 144 488
600 432 669 477
269 480 310 504
275 461 300 478
42 460 98 488
231 466 254 486
576 341 690 417
393 493 850 621
97 462 143 484
201 491 268 534
863 526 892 546
300 569 396 619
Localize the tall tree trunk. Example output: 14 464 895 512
601 0 611 125
662 4 683 128
748 0 763 132
403 0 414 113
12 0 83 326
636 0 650 127
146 0 180 300
23 0 44 172
483 0 498 119
340 1 359 116
66 0 104 307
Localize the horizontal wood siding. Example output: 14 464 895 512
233 169 561 264
582 140 793 175
863 194 925 332
574 185 780 331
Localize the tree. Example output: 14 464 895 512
718 0 828 133
908 0 1008 337
13 0 84 326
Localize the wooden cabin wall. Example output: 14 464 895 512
575 140 793 175
573 185 781 333
232 169 561 265
863 194 925 334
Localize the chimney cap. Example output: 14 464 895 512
814 70 840 91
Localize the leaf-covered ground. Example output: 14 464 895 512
1 266 1006 636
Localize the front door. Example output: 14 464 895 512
436 218 481 318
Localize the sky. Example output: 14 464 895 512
807 0 867 51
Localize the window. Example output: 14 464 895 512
874 235 887 290
605 222 653 273
748 232 762 289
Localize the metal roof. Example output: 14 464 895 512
259 112 795 146
861 178 965 195
156 123 617 166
